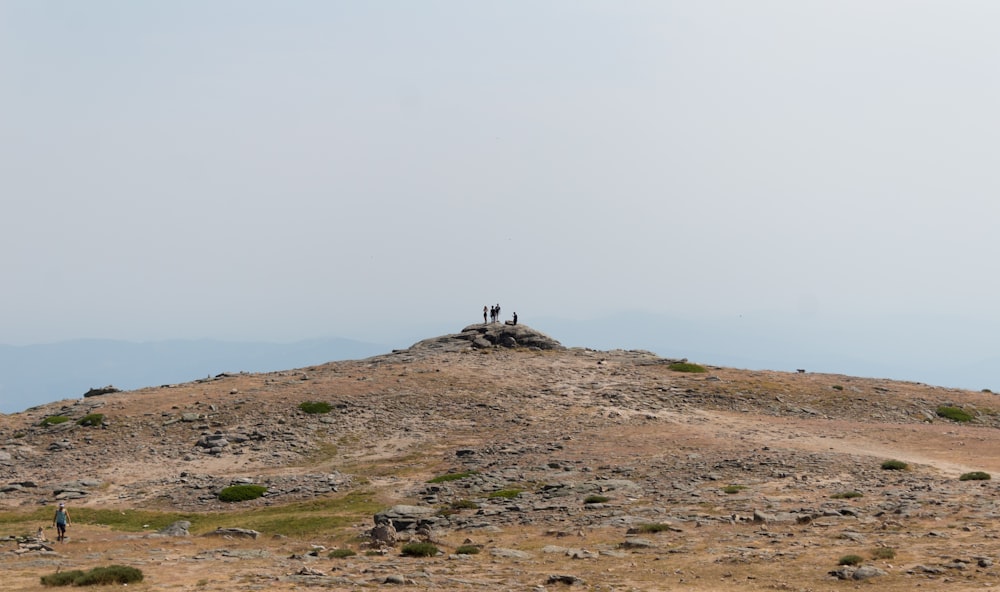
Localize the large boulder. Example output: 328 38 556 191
407 324 564 353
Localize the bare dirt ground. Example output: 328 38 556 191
3 325 1000 591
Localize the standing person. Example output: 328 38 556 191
483 305 488 324
496 304 501 323
513 312 517 325
53 502 71 542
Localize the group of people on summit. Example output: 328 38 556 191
484 304 516 325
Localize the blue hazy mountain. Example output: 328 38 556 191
0 337 388 413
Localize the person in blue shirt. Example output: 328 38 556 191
53 503 71 542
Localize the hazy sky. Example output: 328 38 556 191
3 2 999 351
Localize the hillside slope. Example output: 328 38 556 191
2 324 1000 590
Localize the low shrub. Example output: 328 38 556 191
960 471 991 481
880 460 908 471
218 484 267 502
838 554 863 566
328 548 356 558
936 405 973 422
401 542 439 557
831 491 863 499
455 545 480 555
298 401 332 414
41 565 143 586
40 416 70 427
40 570 85 586
450 499 480 510
634 523 671 533
584 494 610 504
427 471 477 483
488 489 522 499
668 362 707 373
77 413 104 427
831 385 844 391
722 485 746 494
871 547 896 560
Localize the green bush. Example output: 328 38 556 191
427 471 477 483
449 499 480 510
39 416 70 427
960 471 991 481
77 413 104 427
936 405 973 422
871 547 896 560
328 548 356 558
401 542 439 557
455 545 480 555
634 523 671 533
218 484 267 502
41 566 143 586
298 401 332 414
721 485 746 494
40 570 85 586
488 489 522 499
584 494 610 504
838 554 863 566
880 460 908 471
668 362 707 373
831 491 863 499
831 385 844 391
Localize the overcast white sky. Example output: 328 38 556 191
2 2 999 355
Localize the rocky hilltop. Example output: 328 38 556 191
2 325 1000 590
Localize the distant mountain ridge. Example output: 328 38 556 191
0 337 388 413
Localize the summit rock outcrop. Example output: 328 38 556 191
405 323 564 353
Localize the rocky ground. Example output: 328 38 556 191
3 323 1000 590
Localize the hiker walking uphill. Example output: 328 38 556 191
53 502 71 542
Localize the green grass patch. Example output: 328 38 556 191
721 485 746 494
39 415 70 426
960 471 991 481
455 545 480 555
328 548 356 558
77 413 104 427
936 405 973 422
838 554 863 566
427 471 477 483
41 565 143 586
401 542 439 557
218 484 267 502
870 547 896 560
667 362 707 373
584 494 610 504
831 491 864 499
880 459 908 471
488 489 523 499
298 401 333 414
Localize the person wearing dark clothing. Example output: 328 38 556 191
483 305 488 324
513 312 517 325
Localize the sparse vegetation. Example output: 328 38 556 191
584 494 610 504
39 415 70 426
77 413 104 427
871 547 896 560
488 489 522 499
937 405 973 422
427 471 477 483
298 401 332 414
881 459 908 471
668 362 707 373
449 499 480 510
328 548 356 558
838 554 864 566
722 485 746 494
960 471 991 481
218 484 267 502
41 565 143 586
455 544 481 555
401 542 439 557
831 385 844 391
634 523 672 533
831 491 863 499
